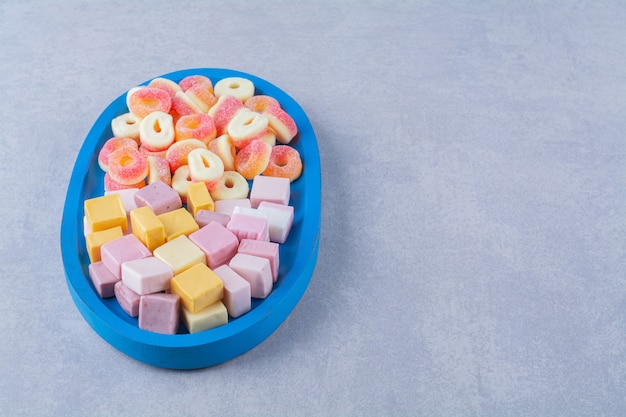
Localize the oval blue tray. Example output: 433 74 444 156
60 68 321 369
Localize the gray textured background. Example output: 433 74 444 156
1 1 625 416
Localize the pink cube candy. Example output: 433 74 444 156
114 280 141 317
88 261 120 298
227 211 269 242
189 221 239 269
213 265 251 318
100 234 152 279
238 239 279 282
138 293 180 334
121 256 174 295
257 201 294 244
105 188 139 213
214 198 251 217
134 180 182 215
195 209 230 228
250 175 290 208
229 253 273 299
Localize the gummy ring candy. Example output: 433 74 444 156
98 137 138 172
235 140 272 180
175 113 216 144
107 147 149 185
263 145 303 182
209 171 250 201
128 87 172 118
187 148 224 188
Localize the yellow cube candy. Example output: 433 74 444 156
153 235 206 275
85 226 124 263
181 301 228 333
130 206 166 252
186 181 214 216
84 194 127 233
157 208 200 242
171 263 224 313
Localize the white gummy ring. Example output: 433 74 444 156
209 171 250 201
187 148 224 184
214 77 255 102
139 111 175 151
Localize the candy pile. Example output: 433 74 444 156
102 75 302 197
81 75 303 335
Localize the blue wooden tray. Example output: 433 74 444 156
60 68 321 369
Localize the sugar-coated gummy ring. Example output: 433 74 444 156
187 148 224 187
244 95 281 113
209 170 250 201
175 113 216 144
104 171 146 191
263 145 303 182
107 147 149 185
266 107 298 144
179 75 214 94
98 137 138 172
147 156 172 186
214 77 255 102
235 140 272 180
148 77 183 98
208 134 236 171
128 87 172 118
171 91 203 118
208 95 244 136
165 138 207 173
227 108 270 150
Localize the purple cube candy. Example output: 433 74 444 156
88 261 120 298
195 209 230 228
134 181 182 215
138 293 180 335
114 280 141 317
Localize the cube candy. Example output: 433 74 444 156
88 261 120 298
134 180 182 215
85 226 124 263
114 281 141 317
84 193 128 233
138 293 180 334
229 253 273 299
250 175 290 208
100 234 152 279
181 301 228 334
121 256 174 295
171 263 223 313
130 206 166 251
189 221 239 269
157 207 199 241
84 170 296 334
186 181 214 216
213 265 251 318
154 235 206 275
195 209 230 228
214 198 250 216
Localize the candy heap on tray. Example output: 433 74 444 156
82 74 302 335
